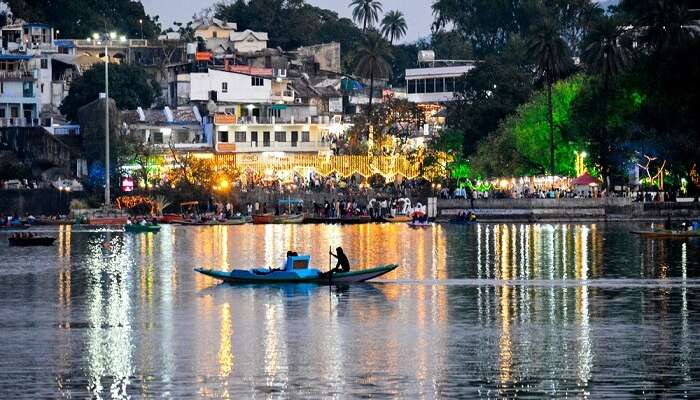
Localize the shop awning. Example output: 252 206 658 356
270 104 288 110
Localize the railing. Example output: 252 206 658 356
222 140 331 153
0 70 34 80
233 115 331 125
0 118 41 127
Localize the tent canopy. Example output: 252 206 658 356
571 172 602 186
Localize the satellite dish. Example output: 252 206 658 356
207 100 217 115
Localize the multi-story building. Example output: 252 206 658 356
0 21 78 127
405 51 475 104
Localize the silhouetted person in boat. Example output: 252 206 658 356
329 247 350 273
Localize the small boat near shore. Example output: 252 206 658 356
124 224 161 233
8 234 56 246
408 221 432 228
632 230 700 239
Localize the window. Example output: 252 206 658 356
425 78 435 94
291 131 298 147
41 83 44 93
221 82 228 93
1 82 3 94
251 76 264 86
218 131 229 143
435 78 444 93
416 79 425 94
0 108 5 118
152 131 163 144
23 82 33 97
250 131 258 146
407 79 416 94
263 131 270 146
275 131 286 142
269 109 281 118
444 77 455 93
235 131 246 142
301 131 310 142
212 31 218 38
40 59 48 69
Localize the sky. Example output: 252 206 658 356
140 0 434 43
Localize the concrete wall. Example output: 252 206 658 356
438 198 700 222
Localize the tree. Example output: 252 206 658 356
448 56 534 156
4 0 161 39
580 16 633 185
381 10 407 44
527 17 571 173
350 0 383 32
60 63 157 122
354 32 393 124
620 0 698 53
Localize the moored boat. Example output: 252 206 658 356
124 223 161 233
274 214 305 224
407 221 432 228
8 235 56 246
194 255 398 284
252 214 274 224
632 230 700 239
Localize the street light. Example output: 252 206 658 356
91 31 127 208
139 19 144 39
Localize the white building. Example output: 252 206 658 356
405 51 476 104
0 22 77 126
230 30 268 53
189 68 272 104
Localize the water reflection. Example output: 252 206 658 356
1 223 700 397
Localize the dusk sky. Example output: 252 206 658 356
140 0 435 43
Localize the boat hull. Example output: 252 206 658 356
8 237 56 246
124 224 161 233
194 264 398 284
632 230 700 239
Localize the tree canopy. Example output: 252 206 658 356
4 0 161 39
60 63 158 122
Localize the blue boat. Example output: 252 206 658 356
195 255 398 284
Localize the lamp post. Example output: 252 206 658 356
139 19 143 39
91 32 127 207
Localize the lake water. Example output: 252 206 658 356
1 223 699 398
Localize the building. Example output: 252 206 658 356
121 106 211 152
229 30 269 53
0 21 78 127
405 51 475 104
193 18 238 53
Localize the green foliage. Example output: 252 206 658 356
5 0 161 39
350 0 384 32
381 10 407 44
60 63 157 122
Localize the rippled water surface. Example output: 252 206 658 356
1 223 699 398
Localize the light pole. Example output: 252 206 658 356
139 19 143 39
91 32 126 207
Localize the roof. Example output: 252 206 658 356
193 17 237 31
0 54 33 61
230 30 269 42
122 107 200 125
571 172 602 186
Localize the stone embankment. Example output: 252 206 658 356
437 198 700 222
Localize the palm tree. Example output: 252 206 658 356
350 0 383 32
354 32 393 126
633 0 698 52
581 16 633 186
380 10 407 45
527 18 570 174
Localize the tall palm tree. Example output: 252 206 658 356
581 16 633 186
527 18 570 174
350 0 383 32
354 32 393 127
380 10 407 45
632 0 698 52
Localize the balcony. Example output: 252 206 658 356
0 70 35 80
216 140 331 153
232 115 331 125
0 118 41 127
270 89 295 102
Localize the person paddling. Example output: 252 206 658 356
329 247 350 273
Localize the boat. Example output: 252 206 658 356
274 214 305 224
252 214 275 224
385 215 412 223
407 221 432 228
632 230 700 239
194 255 398 284
124 223 161 233
88 216 128 225
8 235 56 246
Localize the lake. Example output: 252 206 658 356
1 223 699 398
